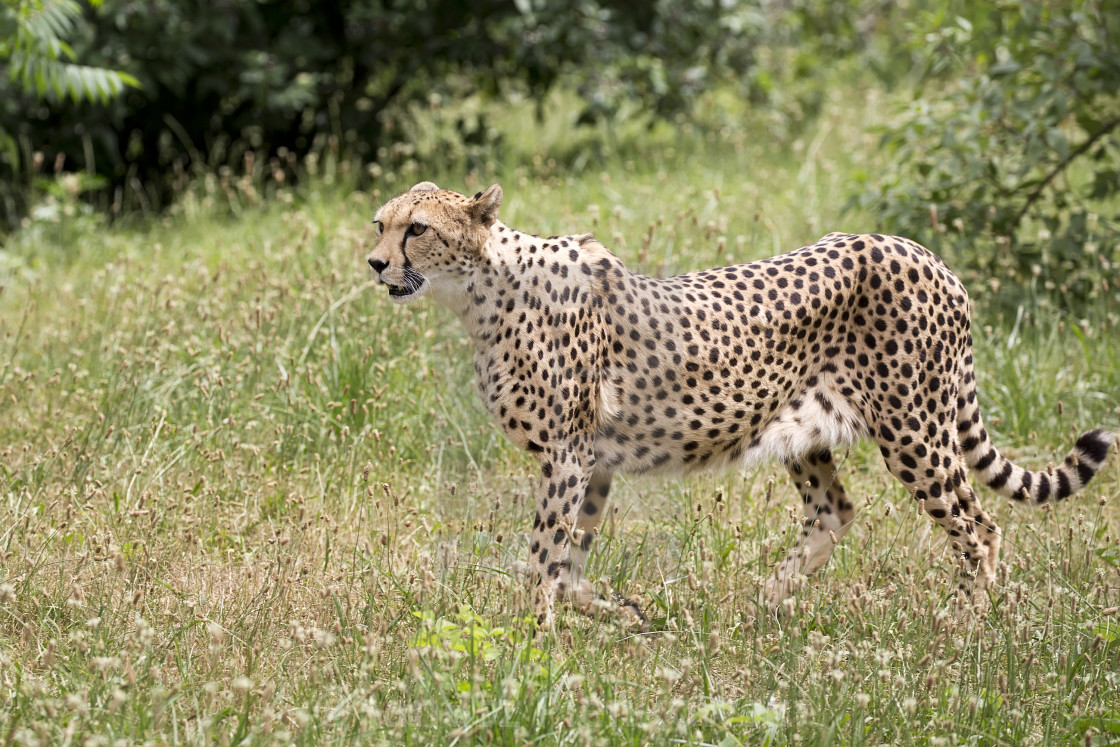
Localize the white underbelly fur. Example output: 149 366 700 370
593 384 869 476
738 386 868 469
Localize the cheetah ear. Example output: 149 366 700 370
409 181 440 192
468 184 502 227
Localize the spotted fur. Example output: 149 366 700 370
367 181 1115 627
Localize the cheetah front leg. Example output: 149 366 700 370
528 445 590 630
557 471 646 625
764 450 855 606
558 471 611 611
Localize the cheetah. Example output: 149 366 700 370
366 181 1115 629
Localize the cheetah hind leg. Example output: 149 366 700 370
764 450 856 608
880 445 996 609
558 472 647 627
946 464 1000 608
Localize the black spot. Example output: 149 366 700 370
987 461 1014 490
1076 460 1096 487
1035 473 1051 502
973 450 997 471
1076 430 1111 464
1056 470 1073 500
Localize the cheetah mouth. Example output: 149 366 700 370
384 277 430 304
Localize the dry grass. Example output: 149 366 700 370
2 91 1119 745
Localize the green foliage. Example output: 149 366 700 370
411 607 551 695
0 0 783 229
553 0 764 124
0 0 924 231
0 0 136 224
0 0 137 104
853 0 1120 304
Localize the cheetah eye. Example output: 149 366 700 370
374 220 383 234
408 223 428 237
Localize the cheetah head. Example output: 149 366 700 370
367 181 502 304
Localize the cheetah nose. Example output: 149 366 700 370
368 258 388 274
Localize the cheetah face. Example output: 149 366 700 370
367 181 502 305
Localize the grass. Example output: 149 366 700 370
1 86 1120 746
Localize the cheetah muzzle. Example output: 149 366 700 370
367 181 1116 629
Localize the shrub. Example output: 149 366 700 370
0 0 135 220
0 0 775 228
852 0 1120 306
1 0 926 230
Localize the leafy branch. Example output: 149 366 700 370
0 0 138 105
853 0 1120 307
1011 115 1120 231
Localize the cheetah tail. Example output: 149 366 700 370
954 350 1116 502
959 414 1115 503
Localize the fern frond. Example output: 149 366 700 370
12 50 137 103
3 0 139 104
21 0 81 43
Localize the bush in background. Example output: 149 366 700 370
0 0 135 216
5 0 1117 315
853 0 1120 306
0 0 769 227
1 0 919 230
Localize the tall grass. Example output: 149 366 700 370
1 88 1118 745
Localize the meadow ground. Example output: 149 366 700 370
2 89 1120 745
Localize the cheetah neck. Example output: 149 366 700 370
460 224 526 344
444 221 607 348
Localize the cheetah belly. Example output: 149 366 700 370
593 382 867 477
735 384 867 469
